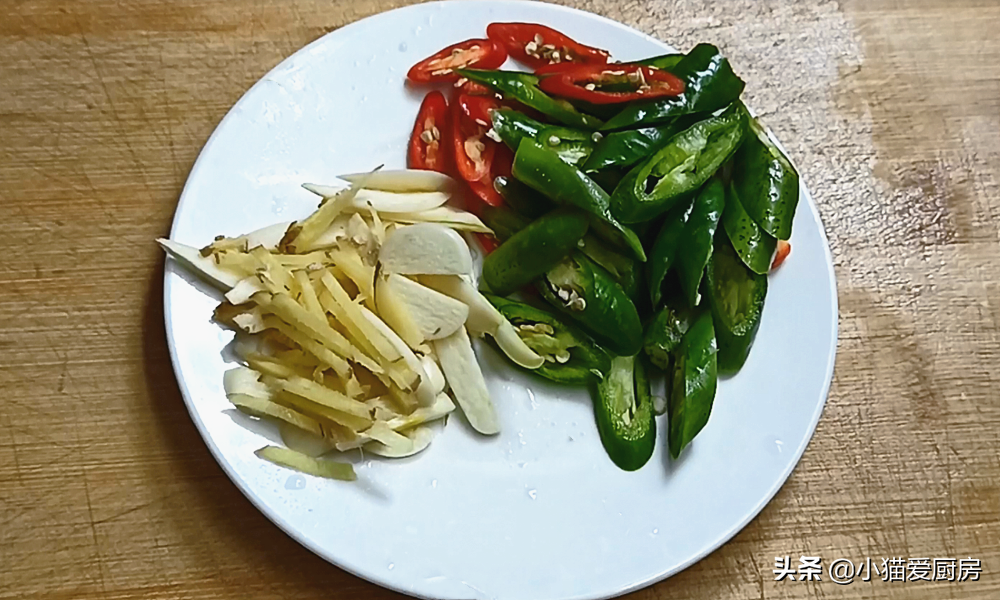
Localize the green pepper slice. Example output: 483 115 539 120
490 108 542 150
537 252 643 357
705 237 767 374
480 204 531 242
731 118 799 240
493 175 554 219
583 119 677 173
584 114 700 174
482 209 589 296
646 198 694 306
593 354 656 471
723 181 776 274
602 44 746 131
643 298 693 371
458 69 604 130
676 178 726 306
610 101 747 224
513 138 646 262
536 125 594 168
668 310 718 459
490 109 594 168
485 295 611 385
577 234 642 303
480 202 641 302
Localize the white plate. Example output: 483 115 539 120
163 2 838 599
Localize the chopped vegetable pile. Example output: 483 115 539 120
404 23 799 470
161 21 801 481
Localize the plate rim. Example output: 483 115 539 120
162 2 840 598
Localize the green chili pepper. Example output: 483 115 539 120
647 198 694 306
482 209 589 296
731 118 799 240
584 115 700 173
676 178 726 306
610 102 747 224
485 295 611 385
538 252 643 357
668 310 718 459
458 69 603 130
536 125 594 168
490 110 594 168
643 298 693 371
566 99 624 121
480 204 531 242
480 201 641 302
705 237 767 375
593 354 655 471
513 138 646 262
602 44 746 131
723 181 776 274
578 234 642 303
490 108 542 150
493 175 554 219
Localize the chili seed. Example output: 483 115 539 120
591 132 603 142
533 34 544 45
584 83 596 91
420 130 435 144
547 135 561 146
431 126 441 141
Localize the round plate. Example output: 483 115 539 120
163 2 838 599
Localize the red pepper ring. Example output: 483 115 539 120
538 64 685 105
486 22 609 70
407 38 507 84
407 91 451 173
451 93 497 183
533 61 583 77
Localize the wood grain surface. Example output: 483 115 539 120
1 0 997 598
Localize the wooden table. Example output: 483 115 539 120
2 1 997 598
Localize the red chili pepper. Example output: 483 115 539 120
771 240 791 270
486 22 609 70
459 94 500 126
467 179 503 207
451 93 497 183
407 91 450 173
538 63 684 105
455 79 495 96
475 232 500 255
533 61 581 77
407 38 507 84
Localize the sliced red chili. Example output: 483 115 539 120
463 116 510 208
407 91 450 173
468 179 504 208
533 61 581 77
771 240 791 270
460 94 500 127
451 93 497 183
475 232 500 255
407 38 507 84
455 78 495 97
486 22 609 70
538 64 684 105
